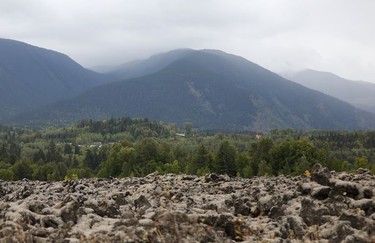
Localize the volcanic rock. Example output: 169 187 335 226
0 167 374 242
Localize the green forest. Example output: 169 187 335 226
0 117 374 181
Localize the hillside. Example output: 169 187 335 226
284 69 375 114
11 49 375 130
0 38 109 120
108 48 195 79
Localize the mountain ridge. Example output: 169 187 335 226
0 38 110 120
284 69 375 114
10 49 375 131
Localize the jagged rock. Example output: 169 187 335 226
134 195 151 209
0 172 374 242
40 215 64 229
357 168 371 174
298 182 314 194
111 192 129 205
351 199 375 216
138 218 154 227
344 234 372 243
311 164 332 186
28 201 49 214
234 200 250 216
257 195 274 214
339 211 367 230
250 205 261 217
204 173 226 182
269 205 286 219
158 211 188 225
143 211 156 220
300 198 330 226
366 221 375 239
202 203 218 211
31 228 49 238
310 186 331 200
331 179 361 198
0 184 6 198
286 216 307 239
60 200 80 223
181 175 196 181
327 201 348 215
362 187 373 199
199 214 246 241
281 190 296 202
95 200 120 218
320 221 354 242
221 185 235 194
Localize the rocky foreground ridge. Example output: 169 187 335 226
0 166 374 242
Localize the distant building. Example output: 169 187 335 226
90 142 102 148
176 133 186 137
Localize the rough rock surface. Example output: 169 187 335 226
0 168 374 242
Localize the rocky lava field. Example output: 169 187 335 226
0 165 374 242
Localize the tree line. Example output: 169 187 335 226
0 118 374 181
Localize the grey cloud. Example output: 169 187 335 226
1 0 375 82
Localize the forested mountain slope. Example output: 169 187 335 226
13 49 375 131
0 38 109 120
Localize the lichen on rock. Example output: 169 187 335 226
0 167 374 242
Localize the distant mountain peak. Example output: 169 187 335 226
286 69 375 114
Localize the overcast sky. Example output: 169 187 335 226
1 0 375 82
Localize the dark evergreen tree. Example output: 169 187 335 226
249 138 274 176
0 144 8 162
64 143 73 154
12 159 33 180
33 149 46 163
46 140 62 162
8 142 21 165
188 145 211 174
83 148 101 171
214 141 237 176
74 144 81 155
135 138 160 164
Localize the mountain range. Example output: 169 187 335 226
1 38 375 131
0 38 110 120
283 69 375 114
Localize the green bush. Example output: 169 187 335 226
0 169 14 180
